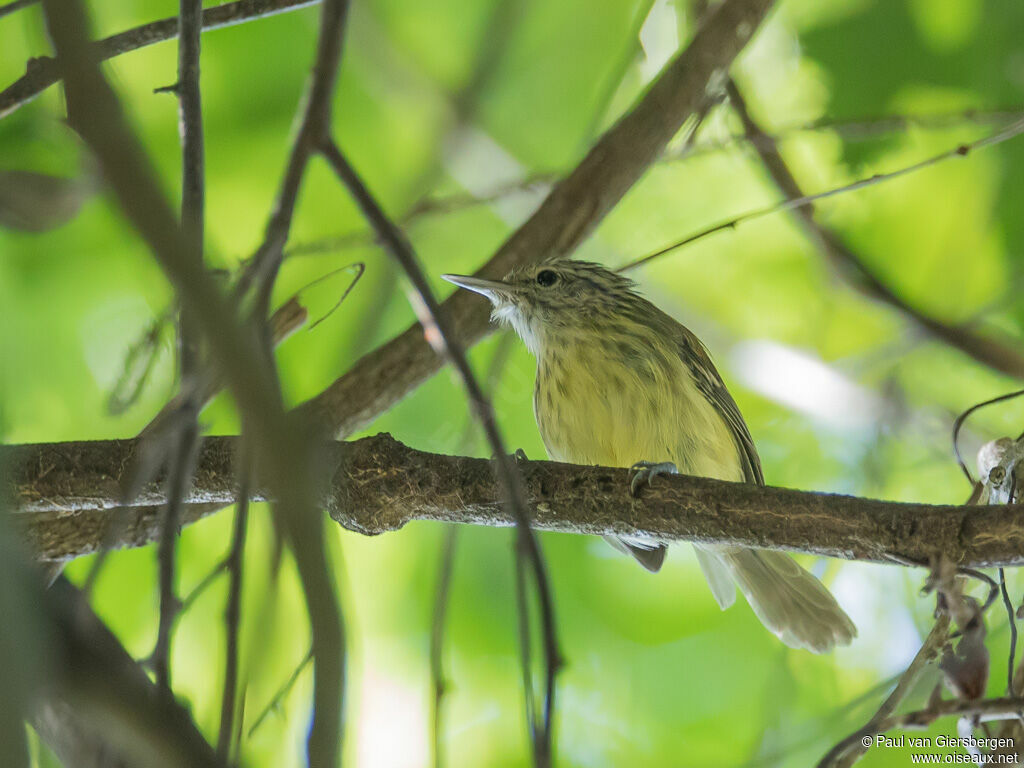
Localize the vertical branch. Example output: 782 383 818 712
430 526 458 768
40 0 348 762
152 420 199 692
318 140 562 767
513 545 539 760
177 0 204 259
217 468 250 758
239 0 350 311
153 0 206 698
723 78 1024 379
831 614 951 768
430 331 517 767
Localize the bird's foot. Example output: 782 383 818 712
493 448 529 462
629 461 678 497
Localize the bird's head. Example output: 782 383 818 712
442 260 639 356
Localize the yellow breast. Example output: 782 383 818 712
534 333 743 482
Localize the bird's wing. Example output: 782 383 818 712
674 324 765 487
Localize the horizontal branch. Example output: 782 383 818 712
7 433 1024 568
0 0 318 119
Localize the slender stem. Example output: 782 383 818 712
627 77 1024 384
217 468 250 759
318 138 561 766
40 0 346 763
513 540 540 764
0 0 36 20
234 0 350 312
819 697 1024 768
619 109 1024 274
247 648 314 737
153 419 199 693
429 527 458 768
832 614 951 768
1 0 319 119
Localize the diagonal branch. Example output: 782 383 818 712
319 139 561 765
11 433 1024 568
832 614 951 768
722 78 1024 380
39 0 345 764
43 577 225 768
0 0 319 119
292 0 778 440
238 0 349 304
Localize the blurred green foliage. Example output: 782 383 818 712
4 0 1024 765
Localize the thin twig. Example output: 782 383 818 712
0 0 319 119
319 138 562 766
247 648 314 737
819 697 1024 768
430 330 518 768
152 0 206 701
234 0 350 314
152 419 199 693
1001 568 1019 697
513 542 539 761
285 108 1024 261
0 0 35 19
430 526 458 768
952 390 1024 484
40 1 345 764
832 614 951 768
619 108 1024 275
180 558 230 613
218 467 250 759
679 79 1024 386
177 0 204 259
959 567 1000 613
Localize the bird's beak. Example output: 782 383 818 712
441 274 510 303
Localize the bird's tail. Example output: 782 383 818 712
696 545 856 654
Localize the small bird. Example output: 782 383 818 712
443 259 856 653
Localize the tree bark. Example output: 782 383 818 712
7 434 1018 568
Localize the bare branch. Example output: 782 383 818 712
704 79 1024 381
40 1 345 764
12 433 1024 568
217 467 250 759
150 0 207 698
833 614 952 768
237 0 350 308
293 0 778 440
285 107 1024 261
319 139 561 765
430 527 457 768
45 577 225 768
0 0 319 119
619 104 1024 276
0 0 36 20
152 421 199 693
818 697 1024 768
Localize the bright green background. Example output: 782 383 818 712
4 0 1024 765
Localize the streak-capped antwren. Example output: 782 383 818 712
443 259 856 653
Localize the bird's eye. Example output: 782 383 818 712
536 269 558 287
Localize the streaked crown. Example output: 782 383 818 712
442 260 642 355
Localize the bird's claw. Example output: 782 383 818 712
629 461 678 497
493 448 529 462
